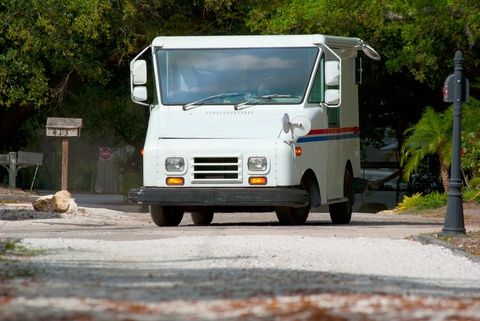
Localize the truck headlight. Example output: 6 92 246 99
248 156 267 171
165 157 185 172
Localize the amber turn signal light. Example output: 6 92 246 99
295 147 302 156
166 177 184 185
249 177 267 185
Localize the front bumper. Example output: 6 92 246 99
128 187 309 208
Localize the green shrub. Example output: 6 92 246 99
417 191 448 210
395 192 423 211
395 191 448 211
464 189 480 204
119 170 142 198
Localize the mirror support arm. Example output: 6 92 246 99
322 44 342 108
130 46 152 106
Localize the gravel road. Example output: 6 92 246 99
1 203 480 320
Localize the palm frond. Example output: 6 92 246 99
400 106 452 182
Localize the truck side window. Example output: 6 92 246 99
308 55 340 127
308 55 325 103
327 77 340 127
328 105 340 127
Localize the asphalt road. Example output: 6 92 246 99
0 208 449 241
35 190 403 213
0 190 455 240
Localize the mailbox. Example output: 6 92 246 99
443 74 469 103
46 118 83 137
45 117 83 190
0 154 9 165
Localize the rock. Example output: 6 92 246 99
32 190 75 213
68 198 78 212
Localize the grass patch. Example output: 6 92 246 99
0 238 45 257
0 238 45 279
0 199 32 204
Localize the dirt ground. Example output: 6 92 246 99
2 185 480 320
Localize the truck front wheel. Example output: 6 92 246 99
329 170 353 224
275 179 310 225
149 205 184 227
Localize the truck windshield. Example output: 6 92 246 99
156 47 318 106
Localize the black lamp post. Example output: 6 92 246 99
441 50 469 236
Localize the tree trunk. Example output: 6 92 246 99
439 153 450 192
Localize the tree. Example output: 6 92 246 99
0 0 117 151
243 0 480 151
460 98 480 180
401 98 480 191
400 106 452 191
0 0 255 154
0 0 257 189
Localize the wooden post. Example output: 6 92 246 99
46 117 82 191
62 137 68 190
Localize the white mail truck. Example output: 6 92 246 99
128 34 380 226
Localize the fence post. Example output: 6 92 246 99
8 152 17 188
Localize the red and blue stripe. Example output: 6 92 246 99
297 127 360 143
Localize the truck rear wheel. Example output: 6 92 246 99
329 170 353 224
149 205 184 227
275 179 310 225
275 206 310 225
191 211 214 226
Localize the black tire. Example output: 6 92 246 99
191 211 214 226
329 170 353 224
149 205 184 227
275 179 310 225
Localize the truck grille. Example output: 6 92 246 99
192 157 242 183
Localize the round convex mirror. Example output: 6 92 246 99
362 43 381 61
282 113 290 133
291 116 311 137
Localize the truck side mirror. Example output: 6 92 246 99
325 89 340 106
132 60 147 85
324 61 340 107
132 86 148 102
130 60 148 103
325 61 340 86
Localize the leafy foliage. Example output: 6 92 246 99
460 99 480 180
395 191 448 211
463 189 480 204
246 0 480 169
395 192 423 211
1 0 480 191
400 106 452 191
401 98 480 192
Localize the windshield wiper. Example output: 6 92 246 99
182 93 244 110
234 94 299 110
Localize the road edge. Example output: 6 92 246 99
411 234 480 263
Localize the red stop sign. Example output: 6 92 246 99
99 147 111 161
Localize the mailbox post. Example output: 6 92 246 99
46 118 82 190
9 152 16 188
0 152 19 188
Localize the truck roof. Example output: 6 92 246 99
152 34 363 50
